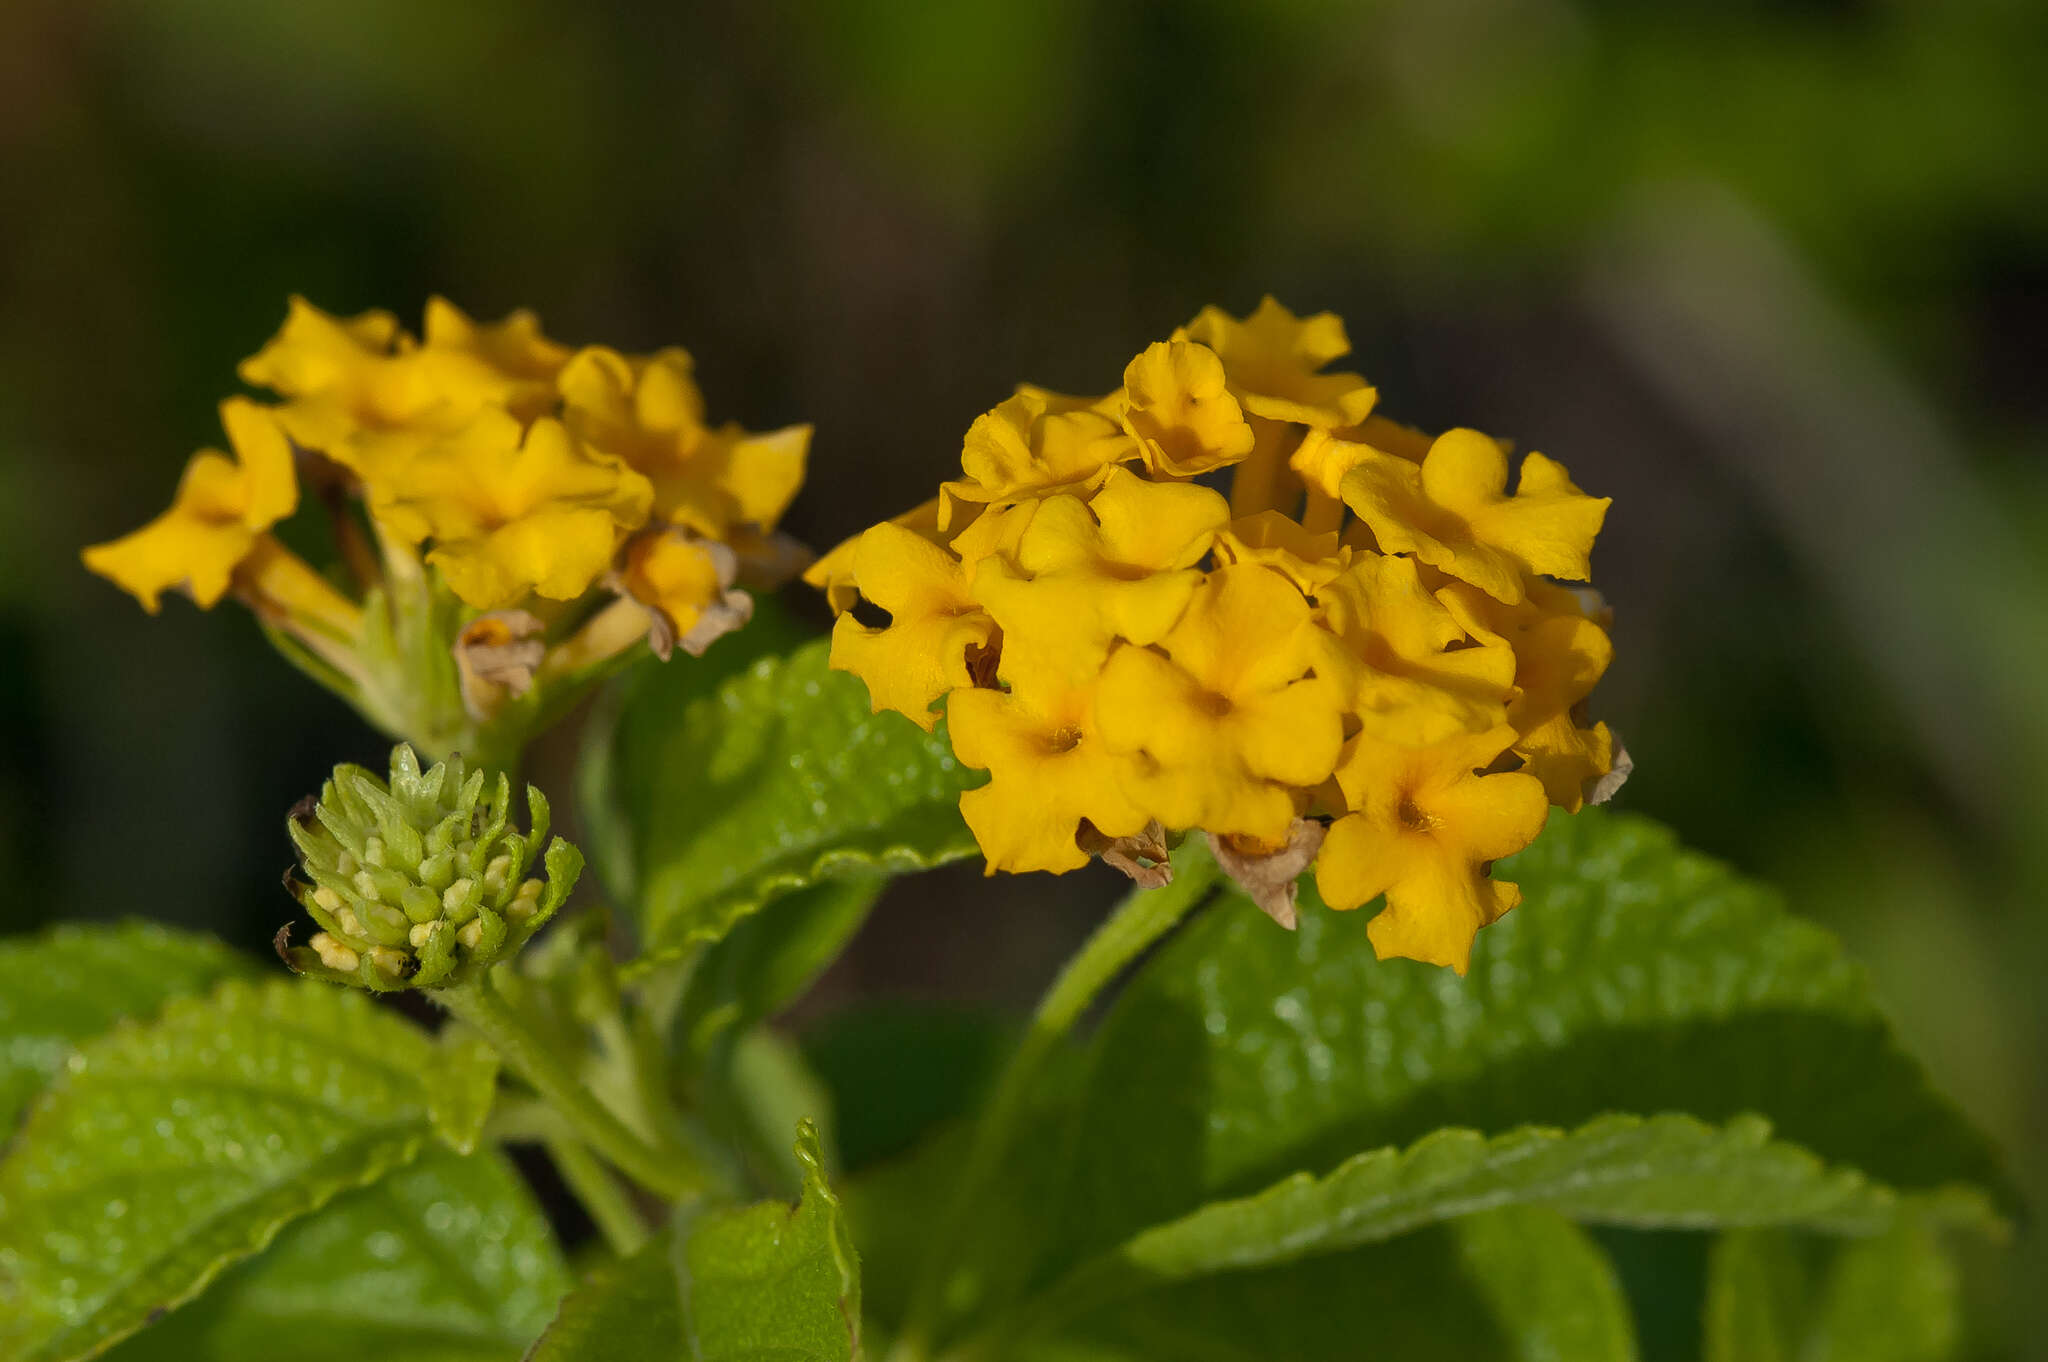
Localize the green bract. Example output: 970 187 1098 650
280 745 584 992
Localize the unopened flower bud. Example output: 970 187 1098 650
278 743 583 991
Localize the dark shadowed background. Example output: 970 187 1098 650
2 2 2043 1357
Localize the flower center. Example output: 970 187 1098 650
1397 797 1439 833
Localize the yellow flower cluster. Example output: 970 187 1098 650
812 299 1621 972
84 298 809 747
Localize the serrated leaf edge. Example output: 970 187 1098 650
0 978 442 1362
625 837 977 981
1014 1111 2005 1338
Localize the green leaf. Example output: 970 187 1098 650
676 875 885 1062
592 636 980 973
576 593 817 911
1705 1216 1961 1362
0 922 255 1133
0 977 493 1362
678 1119 862 1360
526 1239 683 1362
104 1147 570 1362
1014 1113 1987 1335
425 1029 501 1156
527 1120 860 1362
1019 1207 1638 1362
1053 808 2010 1266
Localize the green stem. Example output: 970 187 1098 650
442 973 704 1204
889 843 1221 1362
547 1136 651 1256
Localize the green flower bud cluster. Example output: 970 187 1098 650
280 744 583 991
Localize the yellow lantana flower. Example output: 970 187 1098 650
829 522 998 732
1315 553 1515 744
1095 565 1344 844
1181 295 1378 430
373 409 653 610
819 298 1619 972
1316 726 1549 974
83 397 298 612
939 390 1137 528
240 296 568 479
558 346 810 542
1439 580 1616 810
949 671 1150 875
1340 428 1609 604
1121 340 1256 478
94 294 812 768
972 468 1229 679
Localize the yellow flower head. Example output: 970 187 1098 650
93 295 812 768
83 397 298 612
817 299 1620 970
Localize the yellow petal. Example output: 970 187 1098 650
942 391 1135 522
430 505 626 609
1121 340 1255 478
1364 855 1521 975
1180 296 1377 429
826 523 994 730
718 423 810 530
804 497 942 614
1346 430 1609 603
1212 511 1348 593
948 678 1148 873
82 400 301 612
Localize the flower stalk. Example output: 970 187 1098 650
890 840 1222 1362
441 971 704 1205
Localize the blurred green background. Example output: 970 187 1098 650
3 0 2043 1356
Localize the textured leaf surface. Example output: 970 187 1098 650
106 1147 569 1362
679 1120 862 1361
0 978 494 1362
1022 1114 1986 1332
1053 809 2010 1264
0 923 254 1133
526 1238 683 1362
1020 1207 1638 1362
528 1121 860 1362
1705 1217 1960 1362
594 637 979 973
